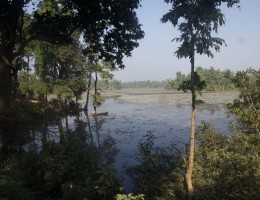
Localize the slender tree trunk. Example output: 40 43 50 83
75 97 78 105
58 118 65 143
25 57 30 101
93 72 98 113
84 74 92 111
186 45 196 200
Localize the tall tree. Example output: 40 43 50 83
0 0 25 112
33 32 88 103
0 0 144 112
161 0 239 199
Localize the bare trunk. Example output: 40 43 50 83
93 72 98 113
84 74 92 111
186 45 195 200
0 62 12 113
58 118 65 143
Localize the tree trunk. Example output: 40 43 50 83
93 72 98 113
75 97 78 105
84 74 92 111
0 0 24 113
58 118 65 143
186 46 196 200
0 62 12 113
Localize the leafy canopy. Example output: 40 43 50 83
161 0 240 59
59 0 145 68
228 68 260 134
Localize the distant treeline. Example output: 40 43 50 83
121 80 167 88
97 80 166 90
165 67 236 91
96 79 123 90
98 67 251 91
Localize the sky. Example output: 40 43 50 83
113 0 260 82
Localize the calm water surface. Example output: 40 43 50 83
74 92 235 191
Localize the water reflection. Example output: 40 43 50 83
0 110 121 199
0 95 234 195
89 97 233 192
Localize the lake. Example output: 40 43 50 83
73 89 238 192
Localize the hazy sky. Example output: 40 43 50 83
113 0 260 82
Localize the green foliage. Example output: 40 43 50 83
0 135 123 200
161 0 234 59
6 101 43 125
95 62 117 89
18 73 48 100
165 67 235 91
53 84 73 100
197 66 235 91
127 132 185 200
177 72 206 97
109 79 122 90
90 61 116 109
116 193 145 200
127 122 260 200
0 0 144 112
165 71 186 90
122 80 166 88
34 38 88 101
0 152 42 200
164 79 176 90
93 92 105 107
68 75 87 101
95 168 123 200
193 122 260 200
34 41 57 84
70 0 144 68
227 68 260 134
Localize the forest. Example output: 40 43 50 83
164 67 235 91
96 67 235 90
0 0 259 200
